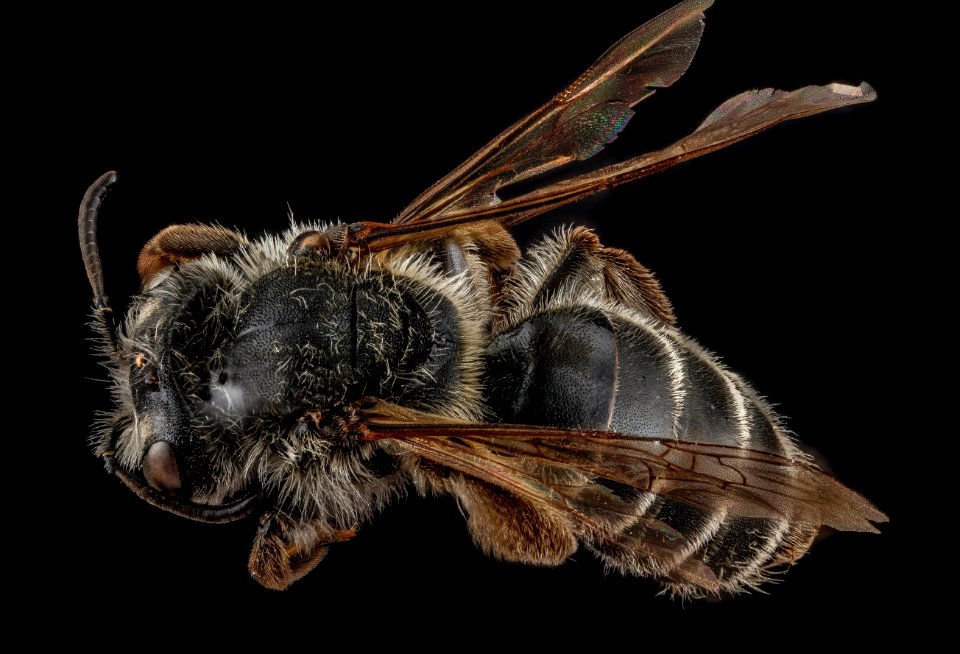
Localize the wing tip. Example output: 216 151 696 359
851 508 888 534
825 81 877 103
682 0 715 14
827 491 889 534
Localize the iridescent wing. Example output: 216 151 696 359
425 83 877 230
299 1 875 253
362 82 875 251
394 0 714 224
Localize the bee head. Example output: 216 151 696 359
81 172 259 523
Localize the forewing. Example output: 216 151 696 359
365 418 886 532
361 408 887 590
394 0 714 224
361 82 875 252
480 82 879 227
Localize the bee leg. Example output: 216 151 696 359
455 477 576 566
248 510 355 590
137 224 247 290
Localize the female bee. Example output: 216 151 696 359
80 0 885 598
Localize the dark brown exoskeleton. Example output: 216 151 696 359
80 0 885 598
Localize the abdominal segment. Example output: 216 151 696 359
483 277 810 595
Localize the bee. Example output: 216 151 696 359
79 0 885 598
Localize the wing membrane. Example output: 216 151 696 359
363 416 887 533
395 0 714 224
362 412 884 592
480 82 879 228
361 82 875 252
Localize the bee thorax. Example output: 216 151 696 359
209 263 464 420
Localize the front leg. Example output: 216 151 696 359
248 510 356 590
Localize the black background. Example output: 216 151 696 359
37 0 914 642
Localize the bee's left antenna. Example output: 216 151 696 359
79 170 119 351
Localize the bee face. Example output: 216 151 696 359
103 257 251 508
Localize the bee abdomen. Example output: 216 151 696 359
609 316 799 458
589 495 816 596
484 309 798 459
483 307 619 429
599 317 815 593
486 306 819 594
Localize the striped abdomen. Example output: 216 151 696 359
484 304 816 595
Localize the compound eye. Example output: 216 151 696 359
142 441 183 495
